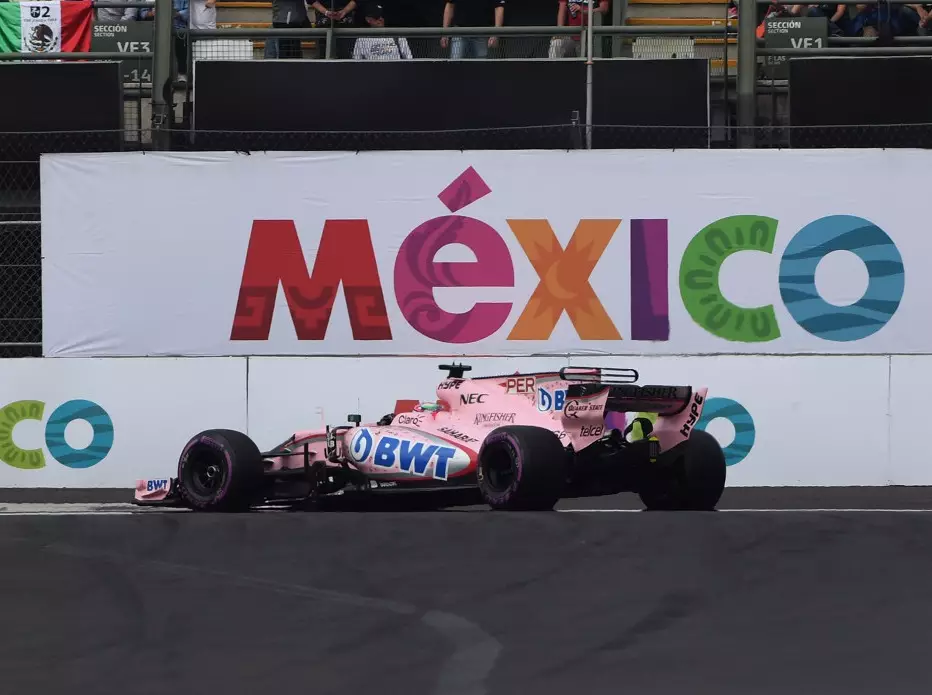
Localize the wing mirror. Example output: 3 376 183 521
347 414 362 427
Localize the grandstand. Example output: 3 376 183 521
208 0 736 74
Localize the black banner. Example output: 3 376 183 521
0 62 123 133
192 58 710 150
789 56 932 148
592 58 709 148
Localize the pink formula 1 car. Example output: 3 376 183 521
134 364 727 512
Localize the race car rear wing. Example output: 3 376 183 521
560 366 692 415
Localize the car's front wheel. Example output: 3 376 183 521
177 429 265 511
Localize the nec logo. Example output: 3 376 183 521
460 393 488 405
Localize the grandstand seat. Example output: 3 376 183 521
625 0 736 76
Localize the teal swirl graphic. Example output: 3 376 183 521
695 398 755 467
778 215 904 341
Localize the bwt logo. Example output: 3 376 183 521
230 167 904 346
348 427 457 480
0 399 114 470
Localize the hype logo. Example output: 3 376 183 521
230 166 669 344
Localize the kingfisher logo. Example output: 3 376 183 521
538 387 567 412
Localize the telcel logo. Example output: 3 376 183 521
0 399 114 470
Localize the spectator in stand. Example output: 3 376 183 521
272 0 311 59
441 0 505 60
352 3 413 59
190 0 216 30
851 1 913 36
312 1 357 58
914 3 932 33
138 0 155 20
794 3 850 35
173 0 190 79
549 1 609 58
97 3 137 20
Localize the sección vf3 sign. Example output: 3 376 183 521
0 399 114 470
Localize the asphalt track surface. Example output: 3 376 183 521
4 487 932 695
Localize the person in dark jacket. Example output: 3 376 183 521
272 0 311 58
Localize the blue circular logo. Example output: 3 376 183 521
349 428 373 463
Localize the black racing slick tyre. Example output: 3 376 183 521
477 426 567 511
637 429 726 511
177 429 265 512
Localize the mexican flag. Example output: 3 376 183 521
0 1 93 53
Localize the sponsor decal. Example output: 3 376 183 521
348 428 458 480
146 478 169 492
501 376 536 394
580 424 604 438
564 400 605 419
474 412 516 426
438 380 463 391
395 414 423 426
438 427 479 444
564 400 582 419
679 392 705 438
0 399 115 470
460 393 488 405
537 387 566 412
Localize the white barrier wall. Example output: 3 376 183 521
0 358 247 487
0 354 923 488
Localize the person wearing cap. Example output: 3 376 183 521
352 3 413 59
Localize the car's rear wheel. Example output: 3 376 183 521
177 429 265 511
637 429 726 511
477 426 567 511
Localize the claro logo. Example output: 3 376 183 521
230 167 904 346
0 399 115 470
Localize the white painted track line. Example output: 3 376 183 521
559 508 932 513
1 503 932 515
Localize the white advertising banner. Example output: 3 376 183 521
41 149 920 358
247 355 892 487
0 358 247 487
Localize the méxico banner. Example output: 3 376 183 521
0 0 93 53
39 148 921 357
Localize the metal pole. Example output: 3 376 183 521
151 0 173 149
736 0 756 147
585 0 594 150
